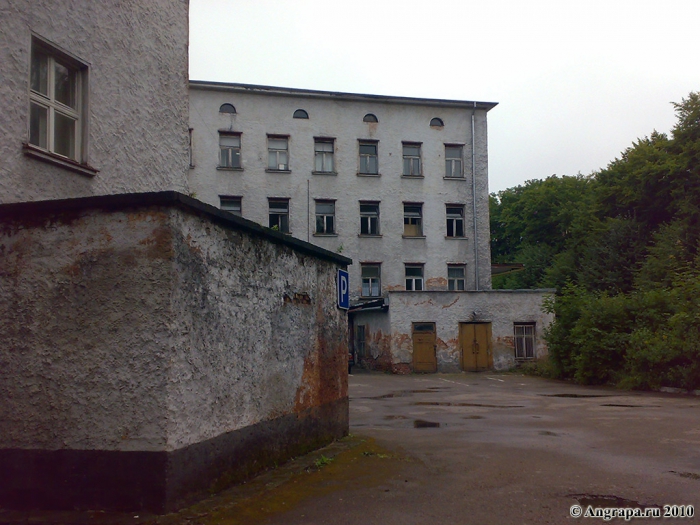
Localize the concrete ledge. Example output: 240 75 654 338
0 191 351 268
0 398 349 512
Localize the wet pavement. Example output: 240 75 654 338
3 371 700 524
265 371 700 524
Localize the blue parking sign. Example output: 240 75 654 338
337 269 349 310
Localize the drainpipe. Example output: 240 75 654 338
471 102 480 291
307 179 310 242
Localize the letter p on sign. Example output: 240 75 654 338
337 269 349 310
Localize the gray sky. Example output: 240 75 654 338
189 0 699 193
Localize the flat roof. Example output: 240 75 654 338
190 80 498 111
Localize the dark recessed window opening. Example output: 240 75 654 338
219 103 236 114
363 113 378 123
430 117 444 127
293 109 309 119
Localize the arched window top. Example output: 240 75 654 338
293 109 309 119
219 103 236 114
363 113 378 123
430 117 444 127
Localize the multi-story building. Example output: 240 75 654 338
189 82 554 373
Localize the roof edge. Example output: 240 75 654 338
189 80 498 111
0 191 352 267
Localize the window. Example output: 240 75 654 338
220 196 242 216
28 39 86 163
363 113 378 123
293 109 309 119
445 145 464 178
446 205 465 237
315 200 335 234
355 325 366 357
359 141 378 175
219 103 236 114
360 202 380 235
361 264 381 297
219 132 241 168
514 323 536 360
403 203 423 237
268 198 290 233
268 136 289 171
430 117 444 127
448 265 466 291
402 142 422 176
314 138 335 173
405 264 424 291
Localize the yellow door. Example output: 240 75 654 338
460 323 493 371
412 322 437 372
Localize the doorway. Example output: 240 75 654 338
412 322 437 372
460 322 492 371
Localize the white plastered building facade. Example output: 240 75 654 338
189 82 554 372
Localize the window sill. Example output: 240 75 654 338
402 235 426 239
265 169 291 174
360 296 383 300
357 172 381 177
312 233 338 237
444 176 466 180
401 175 424 179
23 143 98 177
217 166 244 171
358 234 382 238
445 236 468 240
312 171 338 176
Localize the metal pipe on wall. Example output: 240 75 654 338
471 102 480 291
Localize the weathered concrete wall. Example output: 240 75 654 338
0 193 350 511
358 290 554 373
0 1 190 203
189 84 495 297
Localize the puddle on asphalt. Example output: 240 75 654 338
413 419 440 428
541 394 614 398
538 431 558 436
463 415 484 419
414 402 524 408
570 494 661 510
600 404 661 408
670 470 700 480
367 390 441 399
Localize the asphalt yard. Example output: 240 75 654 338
265 371 700 524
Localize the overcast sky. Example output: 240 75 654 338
189 0 699 193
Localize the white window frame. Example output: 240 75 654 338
514 323 536 360
405 264 424 291
359 141 378 174
27 37 89 169
361 264 381 297
448 265 466 291
402 142 422 177
268 198 290 233
314 138 335 173
268 135 289 171
220 196 242 216
446 205 465 237
219 132 241 169
315 200 336 235
403 203 423 237
445 145 464 178
360 202 380 235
